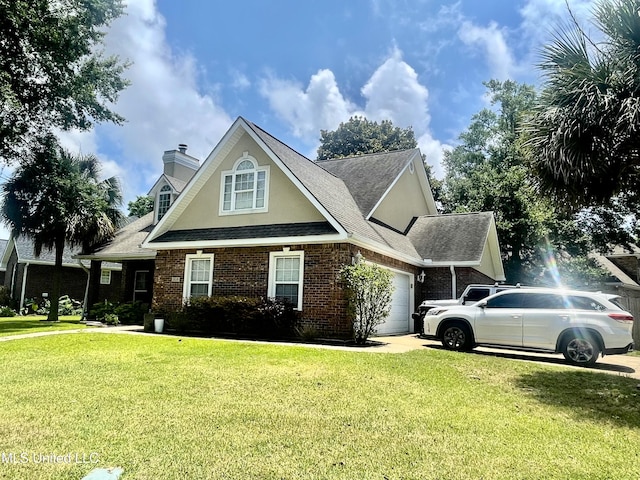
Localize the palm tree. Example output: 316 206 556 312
523 0 640 208
2 138 123 321
524 0 640 346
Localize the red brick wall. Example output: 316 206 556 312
25 264 88 304
416 266 496 302
152 243 419 338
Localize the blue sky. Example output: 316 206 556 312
50 0 596 224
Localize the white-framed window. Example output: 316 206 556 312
157 184 172 221
183 253 214 299
268 251 304 310
220 152 269 214
100 269 111 285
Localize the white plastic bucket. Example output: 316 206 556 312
154 318 164 333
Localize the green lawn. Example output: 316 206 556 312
0 315 85 337
0 333 638 480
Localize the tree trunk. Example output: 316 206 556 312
47 239 64 322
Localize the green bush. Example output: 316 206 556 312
340 258 394 344
90 301 147 325
161 296 299 338
103 313 120 326
58 295 82 315
0 306 16 317
114 302 147 325
0 286 15 309
90 301 115 322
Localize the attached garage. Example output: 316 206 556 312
376 269 413 335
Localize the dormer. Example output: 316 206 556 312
149 144 200 225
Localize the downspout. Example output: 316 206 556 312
450 265 456 299
78 260 91 322
20 263 29 312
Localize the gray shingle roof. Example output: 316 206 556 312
81 212 155 261
15 236 85 266
244 120 391 247
164 175 188 193
318 149 418 216
407 212 493 263
154 222 337 243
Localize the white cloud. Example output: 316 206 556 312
362 47 430 132
56 0 233 202
458 21 516 80
520 0 595 41
259 48 448 175
260 69 356 139
230 70 251 90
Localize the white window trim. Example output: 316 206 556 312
155 184 174 223
100 269 111 285
268 250 304 310
219 153 269 215
183 253 215 299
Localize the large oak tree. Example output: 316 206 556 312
0 0 129 162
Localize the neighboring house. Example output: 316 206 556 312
591 245 640 321
0 239 7 285
83 117 505 337
0 236 122 309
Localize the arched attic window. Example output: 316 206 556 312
157 184 172 221
220 153 268 214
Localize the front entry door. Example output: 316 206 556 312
133 270 151 304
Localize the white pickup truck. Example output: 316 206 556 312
412 283 522 325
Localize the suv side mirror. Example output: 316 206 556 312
478 301 487 309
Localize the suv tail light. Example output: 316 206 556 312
609 313 634 323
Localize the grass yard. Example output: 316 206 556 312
0 333 638 480
0 315 85 337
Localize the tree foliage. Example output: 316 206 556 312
317 116 418 160
524 0 640 211
340 257 394 345
0 0 129 162
443 80 607 285
128 195 154 217
317 116 443 200
1 138 124 320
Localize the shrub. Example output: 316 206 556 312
340 257 394 344
58 295 82 315
103 313 120 326
0 286 15 309
22 296 82 316
90 301 115 322
114 302 147 325
161 296 299 338
0 306 16 317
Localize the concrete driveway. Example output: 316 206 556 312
375 334 640 380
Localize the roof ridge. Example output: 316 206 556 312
420 211 493 218
317 147 419 163
243 119 313 162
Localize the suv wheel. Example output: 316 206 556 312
441 323 473 351
562 333 600 367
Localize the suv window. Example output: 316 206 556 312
465 288 491 302
522 294 566 309
485 292 526 308
567 295 606 311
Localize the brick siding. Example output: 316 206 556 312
416 266 495 302
153 243 420 338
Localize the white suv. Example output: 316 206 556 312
422 288 634 366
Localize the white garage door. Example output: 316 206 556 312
377 270 412 335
